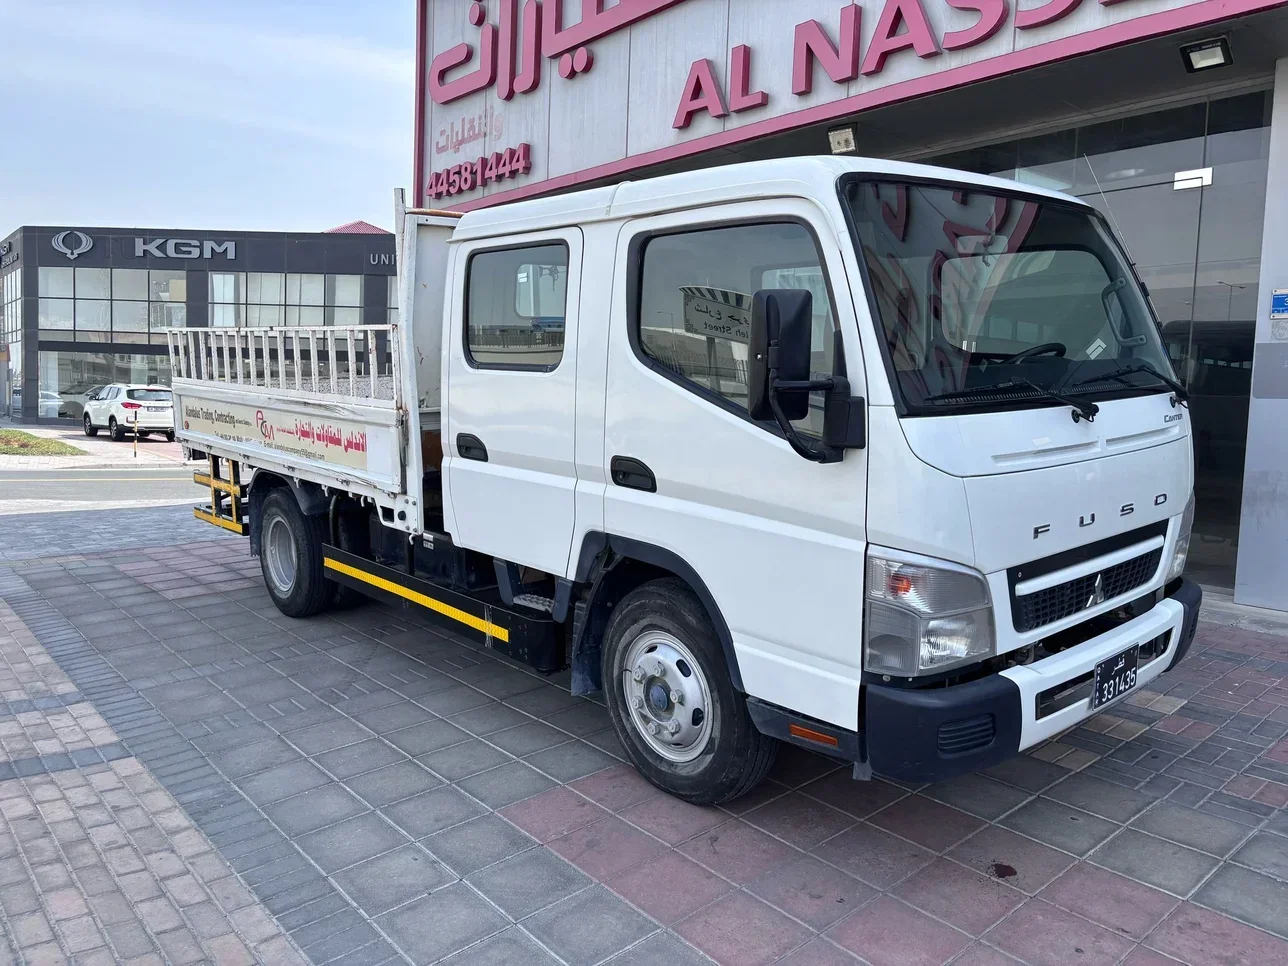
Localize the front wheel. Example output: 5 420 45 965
259 489 331 618
108 418 124 442
602 578 776 805
83 415 98 437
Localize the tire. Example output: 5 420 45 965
83 415 98 437
108 417 124 442
602 578 777 805
259 488 332 618
165 431 176 442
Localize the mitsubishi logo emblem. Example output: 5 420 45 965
1086 573 1106 610
52 231 93 261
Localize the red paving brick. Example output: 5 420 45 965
800 772 907 819
1147 902 1288 965
497 786 609 843
548 816 667 880
987 898 1136 966
1122 948 1187 965
894 857 1025 936
678 819 797 885
948 826 1077 894
742 791 857 850
953 943 1026 965
816 822 936 889
566 763 663 812
676 891 813 966
748 855 876 930
619 793 727 845
826 895 970 965
868 795 987 853
1039 862 1178 940
767 748 842 789
776 938 862 965
606 850 730 926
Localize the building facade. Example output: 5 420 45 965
416 0 1288 607
1 225 397 424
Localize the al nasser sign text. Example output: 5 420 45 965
425 0 1177 202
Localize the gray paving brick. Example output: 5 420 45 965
423 813 538 876
1000 798 1119 857
314 738 407 780
1131 801 1251 857
458 761 557 809
376 883 508 964
238 759 333 807
384 786 486 838
1194 863 1288 939
418 738 513 781
440 927 563 965
467 847 591 919
1090 828 1220 896
1230 831 1288 879
296 812 407 874
264 784 368 836
523 885 655 966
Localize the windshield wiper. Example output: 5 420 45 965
924 378 1099 423
1070 363 1188 405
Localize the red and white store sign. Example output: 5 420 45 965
416 0 1279 208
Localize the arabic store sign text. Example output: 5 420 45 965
428 144 532 200
428 0 1154 131
682 287 751 345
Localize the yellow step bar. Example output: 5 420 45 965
193 455 247 535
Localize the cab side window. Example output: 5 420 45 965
635 222 837 436
466 243 568 371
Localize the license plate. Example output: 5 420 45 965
1091 645 1139 709
147 406 167 412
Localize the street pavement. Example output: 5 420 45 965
0 506 1286 964
0 468 198 517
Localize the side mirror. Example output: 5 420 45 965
749 289 813 422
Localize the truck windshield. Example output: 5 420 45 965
841 179 1177 415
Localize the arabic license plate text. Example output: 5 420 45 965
1091 645 1139 709
147 406 167 412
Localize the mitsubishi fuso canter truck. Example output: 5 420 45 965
168 157 1202 805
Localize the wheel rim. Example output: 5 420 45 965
84 416 91 430
263 514 298 595
621 631 713 763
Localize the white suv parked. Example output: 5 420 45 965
83 384 176 442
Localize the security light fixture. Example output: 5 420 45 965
1180 37 1232 73
828 125 858 155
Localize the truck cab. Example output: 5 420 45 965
170 157 1201 804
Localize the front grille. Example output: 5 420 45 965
1013 547 1163 632
937 714 995 755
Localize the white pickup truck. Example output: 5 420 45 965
169 157 1202 804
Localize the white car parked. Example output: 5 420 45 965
83 384 176 442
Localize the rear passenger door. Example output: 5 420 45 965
442 229 583 576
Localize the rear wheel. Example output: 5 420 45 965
108 417 124 442
259 489 331 618
83 415 98 437
602 578 776 805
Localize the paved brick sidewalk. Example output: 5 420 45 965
0 529 1286 964
0 426 189 471
0 506 232 564
0 593 307 965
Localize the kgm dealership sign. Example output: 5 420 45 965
417 0 1269 208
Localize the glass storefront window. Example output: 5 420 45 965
327 307 361 327
38 351 172 419
248 273 285 304
151 271 186 302
74 268 111 300
285 306 324 327
112 269 149 301
39 267 74 299
75 299 111 332
38 298 74 329
247 304 284 327
210 273 245 304
326 275 362 307
287 274 325 306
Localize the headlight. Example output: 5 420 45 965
1166 493 1195 582
864 550 995 676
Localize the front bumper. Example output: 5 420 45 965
864 578 1202 783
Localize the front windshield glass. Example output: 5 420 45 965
842 179 1177 414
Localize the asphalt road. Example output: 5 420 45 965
0 465 198 505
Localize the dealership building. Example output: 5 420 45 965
1 223 397 423
416 0 1288 606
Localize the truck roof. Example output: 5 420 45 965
451 156 1089 241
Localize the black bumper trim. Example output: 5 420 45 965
1166 578 1202 671
864 673 1022 784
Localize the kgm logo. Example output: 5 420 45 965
52 231 93 260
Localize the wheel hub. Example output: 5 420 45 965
263 515 297 595
621 632 713 763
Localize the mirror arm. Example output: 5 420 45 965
766 371 842 464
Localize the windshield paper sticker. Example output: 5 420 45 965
1085 338 1107 360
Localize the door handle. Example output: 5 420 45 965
611 456 656 492
456 433 488 462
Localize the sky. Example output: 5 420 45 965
0 0 415 233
